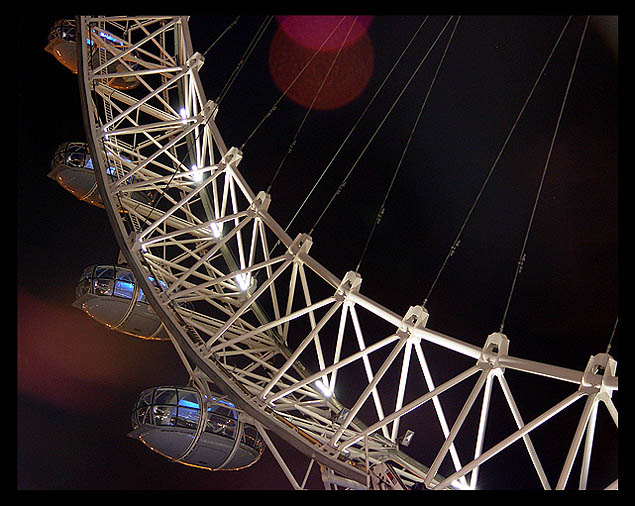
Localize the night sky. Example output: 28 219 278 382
18 15 618 490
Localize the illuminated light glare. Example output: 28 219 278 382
268 27 374 110
178 397 236 411
210 222 223 238
190 164 203 182
99 31 123 45
276 15 373 51
451 479 473 490
179 108 187 120
236 274 251 292
314 379 332 398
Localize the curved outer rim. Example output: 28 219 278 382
75 15 372 485
75 15 617 489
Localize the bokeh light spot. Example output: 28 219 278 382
17 290 178 414
268 26 374 111
276 15 373 51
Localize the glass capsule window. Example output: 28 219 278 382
52 142 125 176
177 394 201 430
47 19 77 43
242 424 262 450
114 270 135 299
130 387 263 452
48 19 127 49
76 265 168 304
52 142 92 170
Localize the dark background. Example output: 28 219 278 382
18 15 618 490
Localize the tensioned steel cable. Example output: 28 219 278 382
239 16 349 152
420 16 573 310
202 16 240 57
266 16 360 194
499 15 589 333
225 15 356 260
307 16 455 238
606 317 618 354
266 16 430 258
355 16 461 273
215 16 273 106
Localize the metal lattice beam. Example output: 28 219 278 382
75 15 617 490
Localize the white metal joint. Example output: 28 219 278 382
287 233 313 261
401 305 429 331
222 146 243 170
202 99 219 122
187 51 205 71
580 353 617 396
335 271 362 302
478 332 510 370
247 190 271 216
394 305 429 342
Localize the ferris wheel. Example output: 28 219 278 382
46 15 617 489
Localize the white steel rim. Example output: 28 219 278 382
75 15 617 490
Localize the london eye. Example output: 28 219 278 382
34 15 617 489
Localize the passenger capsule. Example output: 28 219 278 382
129 386 264 471
73 264 170 340
45 18 140 91
45 19 80 72
48 142 104 207
49 142 154 208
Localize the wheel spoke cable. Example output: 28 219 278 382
215 16 273 107
239 16 349 152
202 15 241 58
356 16 461 273
307 17 455 238
266 16 360 194
499 15 589 333
606 317 618 354
420 16 573 310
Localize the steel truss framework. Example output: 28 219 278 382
75 16 617 489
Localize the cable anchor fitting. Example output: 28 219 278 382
396 305 429 340
375 205 385 225
580 353 617 397
517 253 527 273
335 271 362 302
478 332 510 370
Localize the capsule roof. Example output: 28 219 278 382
45 18 140 90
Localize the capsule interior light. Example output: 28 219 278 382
129 385 265 471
